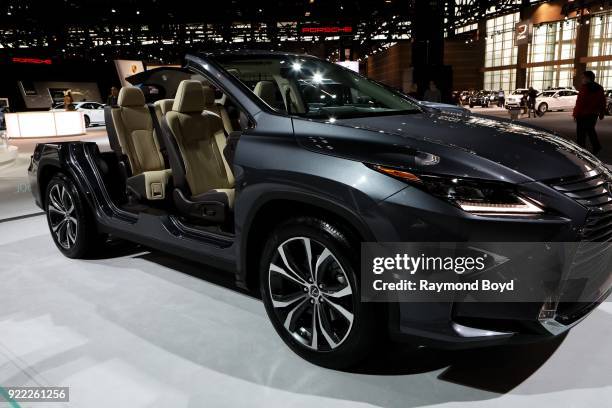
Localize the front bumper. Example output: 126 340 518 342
505 100 523 107
370 181 611 348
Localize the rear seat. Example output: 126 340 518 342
109 87 172 201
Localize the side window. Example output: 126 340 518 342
80 103 91 109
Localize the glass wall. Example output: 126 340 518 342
484 69 516 93
587 12 612 89
526 64 574 91
483 12 519 93
527 20 577 90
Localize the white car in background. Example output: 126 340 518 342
536 89 578 113
51 101 106 127
504 88 530 109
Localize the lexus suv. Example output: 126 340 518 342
28 51 612 369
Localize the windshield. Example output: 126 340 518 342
216 55 421 119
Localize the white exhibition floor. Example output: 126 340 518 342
0 214 610 408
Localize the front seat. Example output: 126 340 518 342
202 86 234 134
253 81 278 109
110 87 171 201
162 80 235 222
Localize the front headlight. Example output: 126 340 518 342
370 164 544 215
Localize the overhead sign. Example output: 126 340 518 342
515 20 533 46
12 57 52 65
300 26 353 35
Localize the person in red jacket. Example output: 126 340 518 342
573 71 607 154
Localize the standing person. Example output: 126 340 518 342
497 88 505 107
63 91 75 111
573 71 607 155
106 86 119 106
423 81 442 103
527 87 538 118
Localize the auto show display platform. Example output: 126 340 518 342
0 214 610 408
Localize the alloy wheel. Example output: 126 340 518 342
268 237 354 352
47 184 78 249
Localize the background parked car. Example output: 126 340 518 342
505 88 531 109
469 90 494 108
536 89 578 113
51 101 106 127
459 90 473 105
606 89 612 115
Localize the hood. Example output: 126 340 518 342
418 101 470 115
326 112 603 182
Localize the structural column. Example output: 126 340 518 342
411 0 449 100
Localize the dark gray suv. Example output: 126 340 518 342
29 51 612 369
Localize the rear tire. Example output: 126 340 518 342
45 173 101 258
259 217 377 369
84 115 91 128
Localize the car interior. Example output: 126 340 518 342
220 58 418 119
102 68 252 234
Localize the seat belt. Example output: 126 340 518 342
147 104 170 168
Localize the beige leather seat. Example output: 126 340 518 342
153 99 174 122
111 87 171 200
202 86 234 134
163 80 235 218
253 81 278 108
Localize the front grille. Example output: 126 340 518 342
549 170 612 242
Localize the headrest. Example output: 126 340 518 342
154 99 174 116
173 80 205 113
202 86 215 108
254 81 276 107
118 87 146 107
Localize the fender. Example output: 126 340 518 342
32 143 95 211
234 183 376 289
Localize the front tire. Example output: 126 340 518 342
84 115 91 128
538 103 548 114
260 217 377 369
45 173 100 258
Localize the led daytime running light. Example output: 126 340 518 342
456 197 544 214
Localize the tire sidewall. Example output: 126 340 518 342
45 173 94 258
539 103 547 113
84 115 90 128
259 218 374 368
